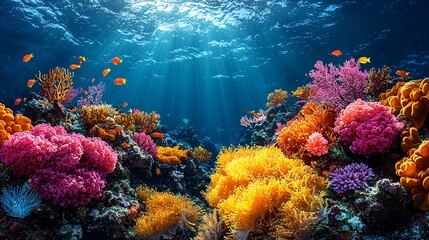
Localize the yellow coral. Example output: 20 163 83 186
194 209 226 240
292 85 313 100
80 104 118 128
193 146 212 163
0 103 32 147
379 78 429 129
156 146 193 165
35 67 74 103
266 89 288 108
134 186 202 239
204 146 327 238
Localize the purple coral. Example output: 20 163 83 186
334 99 403 155
0 124 117 206
330 163 375 194
133 132 157 158
309 58 368 109
77 82 106 107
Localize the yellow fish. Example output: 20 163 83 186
358 56 371 64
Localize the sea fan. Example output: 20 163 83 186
0 184 41 218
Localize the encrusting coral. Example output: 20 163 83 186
35 66 74 103
156 146 193 165
134 185 202 239
204 146 327 239
379 78 429 129
0 103 32 146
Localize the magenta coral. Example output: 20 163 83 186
334 99 404 155
133 132 157 158
0 123 117 206
309 58 368 109
306 132 329 156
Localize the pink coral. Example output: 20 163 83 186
306 132 329 156
133 132 157 158
334 99 404 155
0 123 117 206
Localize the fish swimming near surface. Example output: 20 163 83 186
396 70 410 78
27 79 36 88
69 64 81 70
102 68 111 77
22 53 33 62
331 49 342 57
111 56 123 65
113 78 126 85
358 56 371 64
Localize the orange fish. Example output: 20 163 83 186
246 110 261 118
115 127 123 133
155 168 161 175
122 101 128 107
83 90 88 95
269 113 276 117
111 56 123 65
102 68 111 77
22 53 33 62
128 205 140 220
91 78 95 83
396 70 410 78
69 64 81 70
23 97 27 102
78 56 86 64
14 98 22 105
122 141 130 149
151 132 164 139
113 78 126 85
331 49 342 57
71 107 78 113
27 79 36 88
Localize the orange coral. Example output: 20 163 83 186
379 78 429 129
266 89 288 108
0 103 32 147
80 104 118 128
396 141 429 210
400 127 421 154
204 146 327 238
114 113 135 131
35 67 74 103
292 85 313 100
131 111 160 132
277 102 337 160
156 146 193 165
134 185 202 239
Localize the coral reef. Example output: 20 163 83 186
35 67 74 103
194 209 226 240
193 146 213 163
330 163 375 194
132 132 157 158
365 67 392 97
80 104 118 128
0 103 32 146
334 99 404 155
266 89 288 108
204 146 327 239
156 146 193 165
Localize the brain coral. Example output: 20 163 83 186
334 99 403 155
204 146 327 239
0 124 117 206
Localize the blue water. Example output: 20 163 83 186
0 0 428 145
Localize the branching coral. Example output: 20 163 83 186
114 113 135 131
35 67 74 103
193 146 212 163
379 78 429 129
134 185 202 239
266 89 288 108
156 146 193 165
365 67 392 96
204 146 327 239
131 111 160 132
80 104 118 128
0 103 32 147
277 102 337 160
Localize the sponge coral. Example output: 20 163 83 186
0 103 32 146
204 146 327 239
379 78 429 129
134 185 202 239
334 99 404 155
0 124 117 206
